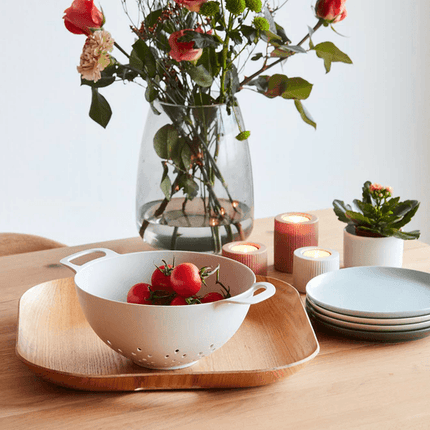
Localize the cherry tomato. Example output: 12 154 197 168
170 296 188 306
170 263 202 297
127 283 152 304
201 292 224 303
151 264 174 292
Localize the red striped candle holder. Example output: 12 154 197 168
274 213 319 273
222 241 268 276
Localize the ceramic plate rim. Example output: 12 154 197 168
305 297 430 325
305 302 430 332
306 267 430 318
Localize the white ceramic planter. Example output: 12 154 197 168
343 225 404 268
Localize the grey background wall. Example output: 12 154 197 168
1 0 429 245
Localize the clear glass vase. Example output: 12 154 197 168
136 101 254 253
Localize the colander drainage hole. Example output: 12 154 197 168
175 349 180 354
165 355 169 358
147 354 152 358
137 348 142 352
182 354 187 358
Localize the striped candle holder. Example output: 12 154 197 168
274 213 319 273
293 246 340 293
222 242 268 276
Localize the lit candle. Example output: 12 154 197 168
281 214 310 224
302 249 332 259
230 244 259 253
274 212 319 273
222 242 268 276
293 247 340 293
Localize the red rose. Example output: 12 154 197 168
168 29 203 62
315 0 347 23
173 0 208 12
63 0 104 35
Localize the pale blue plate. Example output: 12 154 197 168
306 267 430 319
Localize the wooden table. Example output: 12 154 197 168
1 208 430 429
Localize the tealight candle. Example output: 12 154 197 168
302 249 332 259
293 246 340 293
230 244 259 253
274 212 319 273
222 241 267 276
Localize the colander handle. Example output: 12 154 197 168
226 282 276 305
60 248 119 273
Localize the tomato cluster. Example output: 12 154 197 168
126 261 230 306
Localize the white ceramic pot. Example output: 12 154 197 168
343 225 404 268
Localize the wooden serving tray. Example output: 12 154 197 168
16 276 319 391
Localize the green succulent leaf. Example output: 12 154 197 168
345 210 373 226
333 199 352 223
391 201 420 229
312 41 353 73
89 88 112 128
294 100 316 129
153 124 179 159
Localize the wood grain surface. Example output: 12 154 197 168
2 209 430 429
15 276 318 391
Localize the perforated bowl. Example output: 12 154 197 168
60 248 276 370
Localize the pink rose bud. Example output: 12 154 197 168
315 0 347 23
63 0 104 35
169 29 203 62
173 0 208 12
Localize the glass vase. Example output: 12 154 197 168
136 101 254 253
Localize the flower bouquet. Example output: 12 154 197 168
64 0 352 252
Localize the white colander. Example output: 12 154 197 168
60 248 276 370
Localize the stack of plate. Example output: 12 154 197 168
305 266 430 342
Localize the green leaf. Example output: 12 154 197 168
247 75 269 93
225 65 240 94
153 124 179 159
275 22 291 45
294 100 316 129
170 138 185 168
361 181 372 204
89 88 112 128
145 83 158 103
390 229 421 240
282 77 313 100
160 163 171 201
345 210 373 226
181 144 193 171
333 199 352 223
179 31 220 49
241 25 257 43
132 39 156 78
197 47 220 78
391 201 420 229
188 65 213 87
264 74 288 98
229 30 242 44
179 176 199 200
251 53 263 61
312 41 353 73
81 75 115 88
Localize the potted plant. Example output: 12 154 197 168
333 181 420 267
